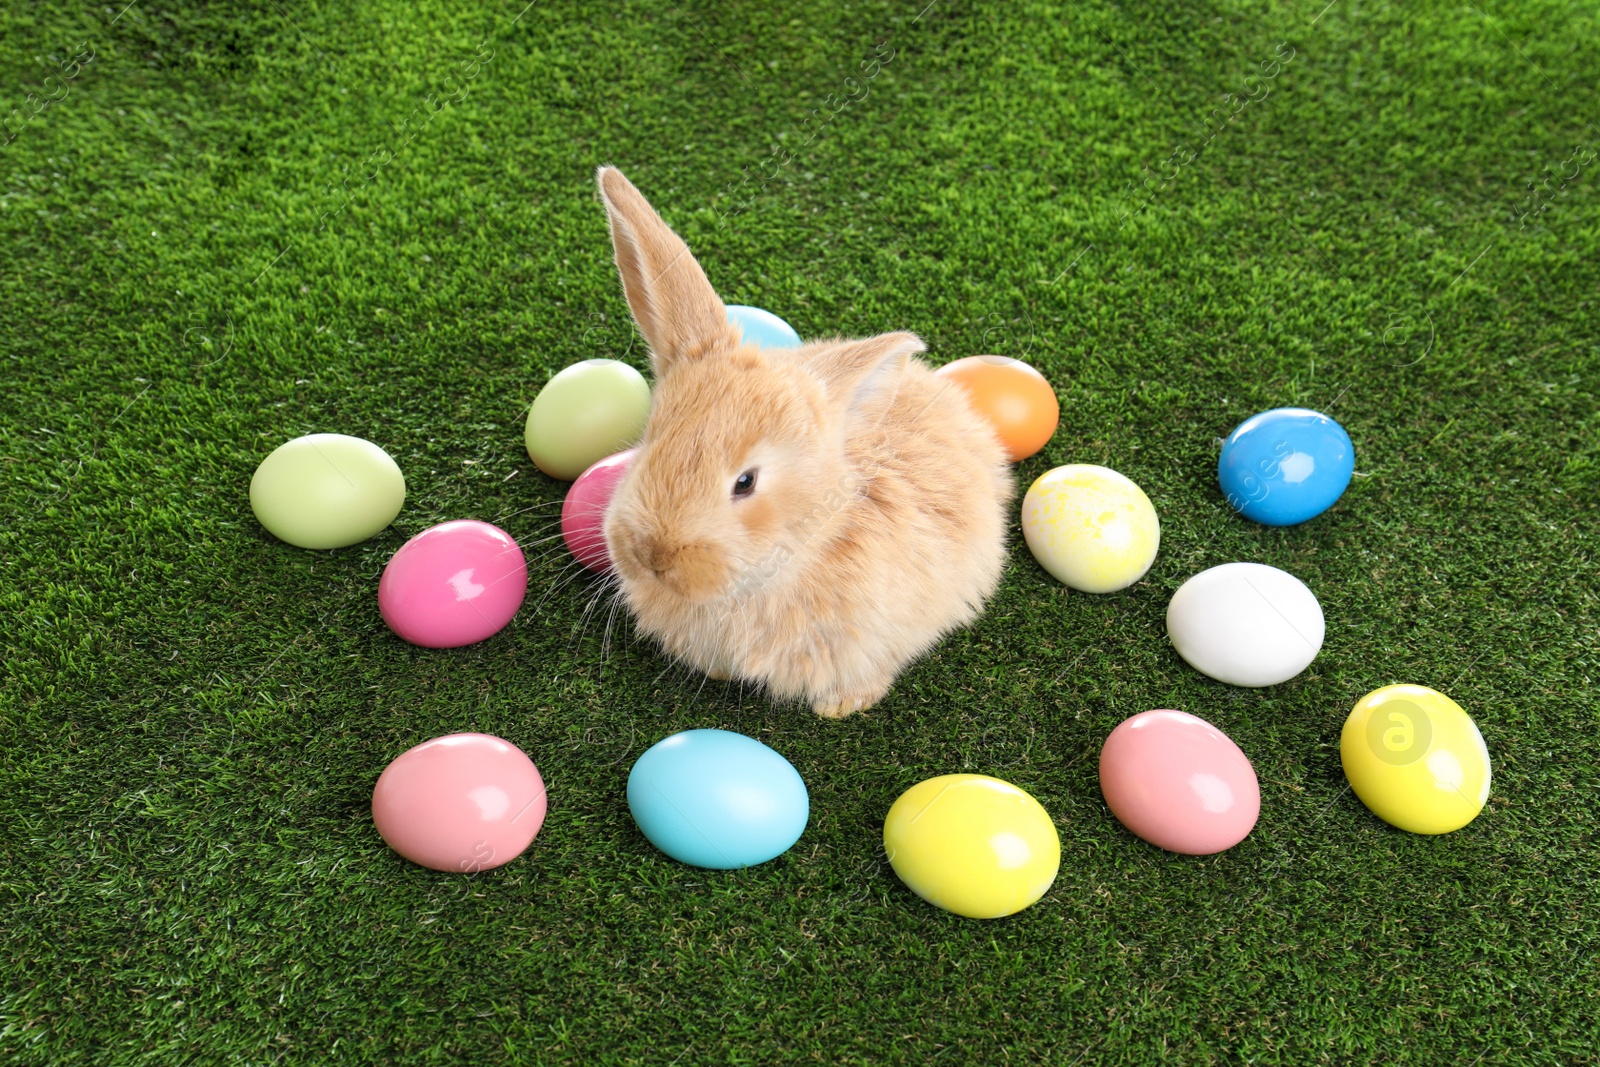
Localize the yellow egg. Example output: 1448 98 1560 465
1340 684 1491 834
883 774 1060 919
1020 464 1160 592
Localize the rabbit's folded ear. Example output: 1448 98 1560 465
597 166 735 378
812 331 923 431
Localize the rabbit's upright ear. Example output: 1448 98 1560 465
811 331 922 431
597 166 735 378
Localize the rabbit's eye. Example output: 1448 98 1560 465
732 469 758 498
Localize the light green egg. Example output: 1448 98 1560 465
250 433 406 549
525 359 651 480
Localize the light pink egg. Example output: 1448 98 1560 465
378 520 527 648
1099 709 1260 855
372 732 547 873
560 448 635 573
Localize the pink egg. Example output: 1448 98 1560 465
372 732 547 872
379 520 527 648
560 448 635 573
1098 709 1260 855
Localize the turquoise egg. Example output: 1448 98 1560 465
726 305 802 349
627 729 809 869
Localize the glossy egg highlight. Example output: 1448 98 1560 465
378 520 528 648
726 304 802 349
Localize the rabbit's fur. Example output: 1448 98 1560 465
597 166 1013 718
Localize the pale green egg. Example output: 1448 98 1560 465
525 359 651 480
250 433 406 549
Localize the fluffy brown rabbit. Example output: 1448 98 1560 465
596 166 1014 718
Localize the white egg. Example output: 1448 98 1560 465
1166 562 1324 687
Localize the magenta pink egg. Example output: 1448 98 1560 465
560 448 635 573
372 732 547 873
378 520 527 648
1099 709 1260 855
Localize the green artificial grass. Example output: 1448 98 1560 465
2 0 1597 1062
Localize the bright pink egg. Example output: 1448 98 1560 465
379 520 527 648
561 448 635 573
371 732 547 872
1099 709 1260 855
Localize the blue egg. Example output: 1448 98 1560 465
726 304 802 349
1218 408 1355 526
627 729 809 869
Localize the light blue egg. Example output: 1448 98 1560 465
726 304 802 349
627 729 809 869
1218 407 1355 526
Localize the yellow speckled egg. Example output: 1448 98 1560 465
1340 684 1491 835
1021 464 1160 593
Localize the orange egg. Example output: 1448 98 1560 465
935 356 1060 462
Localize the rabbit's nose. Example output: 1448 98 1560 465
622 530 670 577
642 538 677 576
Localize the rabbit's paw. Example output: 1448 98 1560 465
811 683 891 720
